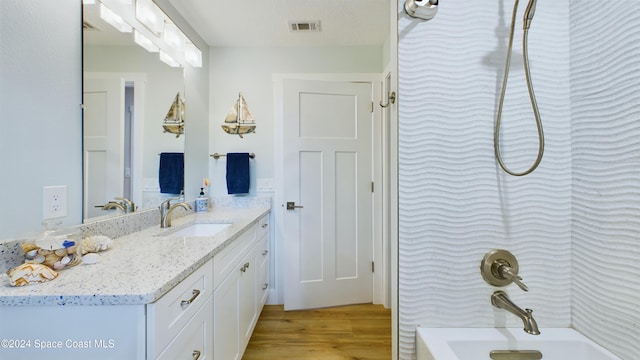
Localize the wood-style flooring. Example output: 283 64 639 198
243 304 391 360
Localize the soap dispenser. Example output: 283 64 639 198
195 188 209 213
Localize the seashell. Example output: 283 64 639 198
60 255 71 265
25 249 38 260
32 254 46 264
82 253 100 265
37 248 54 256
66 244 79 255
82 236 113 255
52 261 66 270
54 248 67 257
44 255 64 268
21 243 40 253
66 254 82 267
6 263 58 287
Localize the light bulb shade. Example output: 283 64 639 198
134 30 159 52
163 21 186 52
135 0 164 36
159 51 181 68
99 3 132 33
185 42 202 68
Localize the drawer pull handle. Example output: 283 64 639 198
262 250 269 256
240 262 250 272
192 350 201 360
262 223 268 228
180 289 201 307
262 283 269 290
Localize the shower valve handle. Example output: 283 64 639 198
481 249 529 292
497 263 529 292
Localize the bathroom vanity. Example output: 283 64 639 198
0 206 270 360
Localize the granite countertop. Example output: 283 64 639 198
0 206 269 306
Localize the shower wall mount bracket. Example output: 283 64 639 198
480 249 528 291
404 0 438 21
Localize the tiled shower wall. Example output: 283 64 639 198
398 0 639 358
398 1 572 358
569 2 640 360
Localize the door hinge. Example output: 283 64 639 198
370 101 374 113
371 261 375 273
371 181 374 193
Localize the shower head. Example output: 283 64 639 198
404 0 439 21
523 0 537 29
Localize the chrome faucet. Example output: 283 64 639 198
159 196 192 228
491 291 540 335
100 201 127 212
114 197 136 213
98 197 136 213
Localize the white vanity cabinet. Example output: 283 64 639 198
0 208 271 360
255 215 270 320
213 214 270 360
147 259 214 360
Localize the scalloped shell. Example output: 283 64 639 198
6 263 59 287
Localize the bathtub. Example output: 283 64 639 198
416 328 621 360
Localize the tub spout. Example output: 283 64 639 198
491 291 540 335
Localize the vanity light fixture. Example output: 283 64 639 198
159 50 181 68
185 42 202 68
93 0 202 68
135 0 164 36
162 21 186 52
134 30 159 52
99 3 132 33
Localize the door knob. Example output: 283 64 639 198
286 202 304 210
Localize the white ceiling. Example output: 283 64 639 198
168 0 391 47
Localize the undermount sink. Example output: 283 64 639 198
161 223 232 238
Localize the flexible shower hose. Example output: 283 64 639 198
494 0 544 176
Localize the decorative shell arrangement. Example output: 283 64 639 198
6 263 59 287
81 235 112 255
22 242 82 271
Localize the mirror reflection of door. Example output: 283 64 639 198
83 77 125 219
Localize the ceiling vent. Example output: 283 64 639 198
289 21 321 32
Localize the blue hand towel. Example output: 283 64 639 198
226 153 250 194
159 152 184 194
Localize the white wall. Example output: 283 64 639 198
208 46 383 197
208 45 383 303
0 0 82 240
398 1 572 358
570 1 640 359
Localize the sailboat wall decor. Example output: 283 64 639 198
163 93 185 138
221 93 256 138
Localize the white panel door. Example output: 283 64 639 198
283 79 373 310
83 78 125 219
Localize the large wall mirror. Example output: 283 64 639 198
82 2 186 221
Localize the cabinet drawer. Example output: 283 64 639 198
257 215 269 239
156 296 213 360
213 224 256 289
256 236 270 307
148 260 213 358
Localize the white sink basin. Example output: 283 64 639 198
416 328 621 360
164 223 232 238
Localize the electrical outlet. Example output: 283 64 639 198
43 185 67 220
